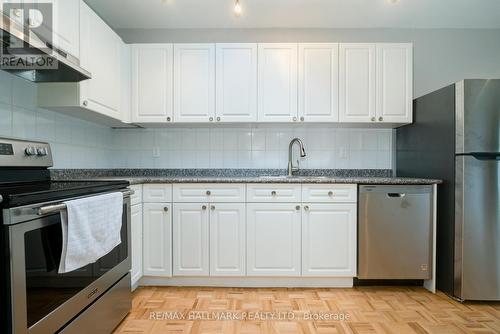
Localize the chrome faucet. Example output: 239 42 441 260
288 138 306 176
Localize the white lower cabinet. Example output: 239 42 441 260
172 203 210 276
136 183 358 285
302 203 357 277
143 203 172 277
247 203 302 276
209 203 246 276
130 203 143 288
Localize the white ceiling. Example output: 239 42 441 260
84 0 500 29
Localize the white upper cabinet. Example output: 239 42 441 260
37 1 124 125
302 204 357 277
257 43 298 122
216 43 257 122
339 43 376 123
298 43 339 123
131 44 173 123
29 0 80 59
78 1 121 119
376 43 413 123
173 44 216 123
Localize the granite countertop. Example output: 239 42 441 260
51 169 442 185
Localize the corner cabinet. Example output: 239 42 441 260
257 43 298 122
131 44 173 123
37 1 126 126
173 44 216 123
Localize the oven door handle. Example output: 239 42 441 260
37 189 134 216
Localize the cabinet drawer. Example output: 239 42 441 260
173 184 245 202
246 184 301 203
302 184 357 203
129 185 143 206
143 184 172 203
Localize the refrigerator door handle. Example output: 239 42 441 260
457 152 500 161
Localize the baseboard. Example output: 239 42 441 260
139 276 354 288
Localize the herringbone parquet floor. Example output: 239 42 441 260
114 286 500 334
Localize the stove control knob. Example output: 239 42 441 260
36 147 48 156
25 147 37 156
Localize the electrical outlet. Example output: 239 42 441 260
152 147 160 158
338 147 348 159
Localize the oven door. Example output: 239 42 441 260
8 195 131 334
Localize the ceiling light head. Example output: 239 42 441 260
386 0 400 4
234 0 242 17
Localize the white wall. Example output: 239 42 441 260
0 71 115 168
118 28 500 98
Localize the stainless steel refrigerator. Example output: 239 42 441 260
397 79 499 301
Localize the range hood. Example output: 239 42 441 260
0 12 91 82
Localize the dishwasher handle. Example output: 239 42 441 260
387 193 406 198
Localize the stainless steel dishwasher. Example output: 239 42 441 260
358 185 433 279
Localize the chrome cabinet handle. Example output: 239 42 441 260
206 190 211 195
300 116 304 122
164 206 169 212
211 205 215 210
371 117 376 122
209 117 214 122
328 191 333 196
167 117 171 122
216 117 221 122
295 205 301 211
202 205 207 210
82 100 88 107
271 191 277 196
304 206 309 211
293 117 297 122
379 116 384 122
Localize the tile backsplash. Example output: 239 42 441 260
0 71 393 170
0 71 115 168
112 127 393 169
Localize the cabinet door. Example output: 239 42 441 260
131 44 173 123
376 43 413 123
216 43 257 122
247 203 301 276
131 204 143 287
79 1 121 119
172 203 209 276
302 204 356 277
210 203 246 276
339 43 376 123
143 203 172 277
257 43 298 122
29 0 80 59
173 44 215 122
298 43 339 122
